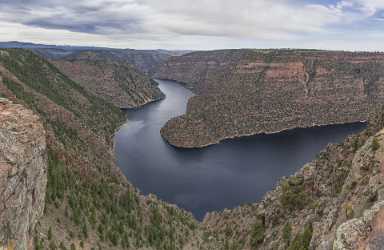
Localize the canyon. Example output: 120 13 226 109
155 49 384 148
2 47 384 250
0 49 196 249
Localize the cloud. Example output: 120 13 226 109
0 0 382 50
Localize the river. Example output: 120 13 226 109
115 79 366 220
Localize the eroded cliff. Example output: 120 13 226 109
52 51 164 109
0 98 47 250
156 49 384 148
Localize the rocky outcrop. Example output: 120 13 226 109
333 201 384 250
0 98 47 249
52 52 165 109
198 110 384 249
156 49 384 148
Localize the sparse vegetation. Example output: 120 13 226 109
280 176 312 212
345 203 354 219
282 223 292 245
371 137 380 151
287 223 313 250
250 218 265 249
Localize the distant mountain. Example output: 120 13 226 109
0 41 109 51
0 41 116 50
0 41 192 74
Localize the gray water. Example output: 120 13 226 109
115 79 366 220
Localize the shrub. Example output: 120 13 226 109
59 242 67 250
287 223 313 250
345 203 354 219
250 218 265 249
48 226 52 241
371 137 380 152
352 138 361 152
282 223 292 245
280 177 311 212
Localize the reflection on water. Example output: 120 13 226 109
115 79 366 220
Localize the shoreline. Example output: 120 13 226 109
161 120 368 149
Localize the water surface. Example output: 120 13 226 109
115 79 366 220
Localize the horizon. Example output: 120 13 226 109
2 40 384 53
0 0 383 51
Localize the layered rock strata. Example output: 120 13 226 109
156 50 384 148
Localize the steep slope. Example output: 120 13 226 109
0 98 47 250
0 49 198 250
156 49 384 148
198 109 384 250
51 51 164 108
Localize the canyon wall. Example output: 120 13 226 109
52 52 165 108
0 98 47 250
156 49 384 148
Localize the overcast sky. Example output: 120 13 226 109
0 0 383 50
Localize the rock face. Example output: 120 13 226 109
156 49 384 148
52 51 165 109
333 201 384 250
0 98 47 249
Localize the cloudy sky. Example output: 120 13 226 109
0 0 383 50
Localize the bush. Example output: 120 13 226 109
59 242 67 250
282 223 292 245
371 137 380 152
250 218 265 249
280 177 311 212
287 223 313 250
345 203 354 219
48 226 53 241
352 138 361 152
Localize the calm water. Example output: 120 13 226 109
115 79 366 220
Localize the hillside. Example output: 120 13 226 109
155 49 384 148
51 51 164 108
0 49 198 250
